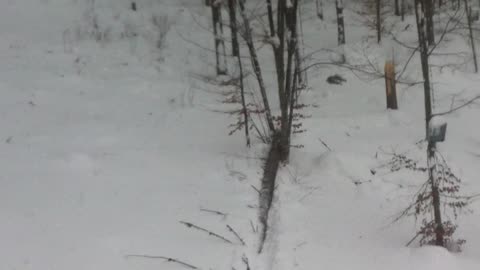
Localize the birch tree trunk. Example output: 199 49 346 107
211 2 228 75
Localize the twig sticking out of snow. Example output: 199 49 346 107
318 138 332 151
124 254 199 269
226 224 246 246
250 220 257 233
179 221 233 244
200 208 228 218
242 255 251 270
250 185 260 194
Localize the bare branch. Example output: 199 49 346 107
432 95 480 117
226 224 246 245
124 254 199 269
200 208 228 217
179 221 233 244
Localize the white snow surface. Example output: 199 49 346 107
1 1 479 270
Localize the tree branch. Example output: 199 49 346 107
124 254 199 269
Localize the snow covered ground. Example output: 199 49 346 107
1 1 260 269
0 0 479 270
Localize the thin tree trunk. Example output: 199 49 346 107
336 0 346 45
296 0 307 86
211 2 227 75
276 0 288 141
377 0 382 43
316 0 324 20
237 49 250 146
228 0 240 57
266 0 276 36
425 0 436 45
238 0 275 133
281 0 299 160
415 0 445 247
464 0 479 72
336 0 346 62
395 0 401 15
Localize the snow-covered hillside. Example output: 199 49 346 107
0 1 479 270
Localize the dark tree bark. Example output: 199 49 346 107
425 0 436 45
266 0 276 36
228 0 240 57
395 0 401 15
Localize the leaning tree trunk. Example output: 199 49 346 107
280 0 300 161
238 0 275 133
211 2 228 75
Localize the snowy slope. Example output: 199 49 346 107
1 1 479 270
0 1 260 269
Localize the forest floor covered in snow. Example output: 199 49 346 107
0 1 479 270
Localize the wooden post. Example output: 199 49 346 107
385 61 398 109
